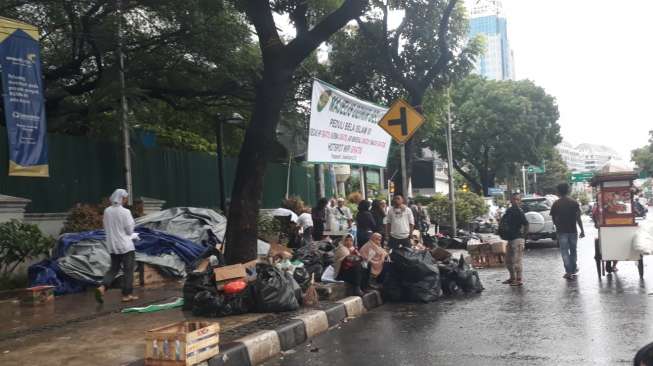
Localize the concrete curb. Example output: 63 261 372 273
209 290 383 366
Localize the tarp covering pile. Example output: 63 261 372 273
29 208 224 295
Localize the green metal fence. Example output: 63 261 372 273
0 128 317 212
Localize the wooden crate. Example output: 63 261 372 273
471 253 505 268
134 263 176 288
145 321 220 366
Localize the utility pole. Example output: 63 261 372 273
445 89 457 233
400 145 408 198
521 165 527 195
118 0 133 205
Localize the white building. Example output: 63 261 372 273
468 0 515 80
576 143 623 172
556 141 585 172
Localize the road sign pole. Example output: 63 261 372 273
445 89 457 233
521 165 527 195
400 144 408 198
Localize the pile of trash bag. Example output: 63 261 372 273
254 263 301 312
293 240 336 281
438 255 484 295
382 247 442 303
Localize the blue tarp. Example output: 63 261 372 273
29 227 210 295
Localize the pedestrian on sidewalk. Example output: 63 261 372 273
312 198 329 241
498 193 529 286
297 207 313 245
384 194 415 250
334 197 353 231
355 200 376 247
95 189 138 303
550 183 585 280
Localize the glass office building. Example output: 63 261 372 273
469 0 514 80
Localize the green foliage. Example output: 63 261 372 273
424 76 561 194
572 192 590 206
427 191 487 227
632 131 653 177
257 213 282 242
412 195 435 205
0 220 54 278
537 150 570 195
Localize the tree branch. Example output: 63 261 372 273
244 0 283 63
421 0 458 90
452 159 482 192
285 0 366 67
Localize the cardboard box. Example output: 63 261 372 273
134 263 176 288
20 285 54 305
213 264 246 286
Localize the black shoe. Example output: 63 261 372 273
352 287 364 297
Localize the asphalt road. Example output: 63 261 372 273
265 216 653 366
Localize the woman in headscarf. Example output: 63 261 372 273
333 234 369 296
95 189 138 303
355 200 376 247
359 232 389 287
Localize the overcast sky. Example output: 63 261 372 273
482 0 652 161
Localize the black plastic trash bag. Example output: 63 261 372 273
254 264 300 312
219 286 255 316
381 267 403 302
405 274 441 302
192 290 224 317
183 270 216 311
383 248 441 303
293 267 311 292
438 255 484 294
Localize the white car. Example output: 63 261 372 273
521 196 557 241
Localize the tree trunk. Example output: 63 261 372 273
224 65 293 264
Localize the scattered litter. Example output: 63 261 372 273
281 350 296 355
310 347 320 353
122 297 184 313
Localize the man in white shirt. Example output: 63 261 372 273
334 198 353 231
384 194 415 249
95 189 138 303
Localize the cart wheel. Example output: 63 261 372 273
606 261 613 274
638 257 644 279
601 261 606 277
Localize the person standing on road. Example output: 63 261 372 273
384 194 415 249
95 189 138 303
550 183 585 280
498 193 529 287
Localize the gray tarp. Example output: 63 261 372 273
135 207 227 245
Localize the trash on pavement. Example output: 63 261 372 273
438 255 484 295
382 247 441 303
145 321 219 365
254 263 300 312
122 297 184 313
20 285 55 306
214 264 247 288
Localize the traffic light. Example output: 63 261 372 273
389 181 395 194
462 183 469 192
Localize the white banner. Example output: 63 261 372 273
307 79 391 167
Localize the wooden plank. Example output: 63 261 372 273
186 323 219 342
185 335 219 354
185 345 220 365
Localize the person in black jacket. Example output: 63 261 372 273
356 200 376 247
371 199 387 244
312 198 328 241
498 193 529 287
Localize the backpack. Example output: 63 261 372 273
498 213 512 240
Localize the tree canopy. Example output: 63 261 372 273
632 131 653 177
424 76 562 195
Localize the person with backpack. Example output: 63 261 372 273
499 193 529 287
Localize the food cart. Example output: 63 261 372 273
591 171 643 278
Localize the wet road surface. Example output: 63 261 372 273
265 217 653 365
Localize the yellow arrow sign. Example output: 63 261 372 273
378 99 425 144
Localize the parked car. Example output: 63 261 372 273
520 196 557 242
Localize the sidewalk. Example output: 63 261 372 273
0 283 383 366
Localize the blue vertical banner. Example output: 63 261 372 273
0 19 48 177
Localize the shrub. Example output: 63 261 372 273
427 191 488 228
61 198 145 234
258 213 282 242
0 220 54 278
281 195 305 215
412 195 435 206
61 203 104 234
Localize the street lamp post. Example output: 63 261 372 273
216 113 245 214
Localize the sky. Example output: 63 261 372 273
477 0 653 161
